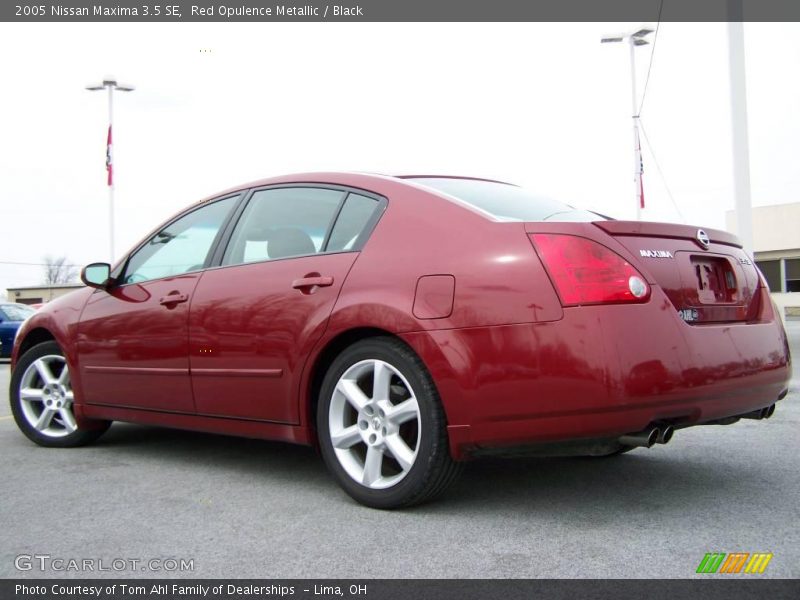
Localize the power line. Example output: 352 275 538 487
0 261 83 268
638 118 687 223
638 0 664 116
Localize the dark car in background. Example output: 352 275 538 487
0 303 35 358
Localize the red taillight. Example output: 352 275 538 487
531 233 651 306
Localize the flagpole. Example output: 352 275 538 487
107 83 115 262
86 76 134 264
629 37 643 222
601 28 653 222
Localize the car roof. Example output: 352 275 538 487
195 172 516 204
396 174 515 186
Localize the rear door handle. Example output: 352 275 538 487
292 275 334 292
159 292 189 306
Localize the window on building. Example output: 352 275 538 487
15 298 42 306
756 260 782 292
786 258 800 292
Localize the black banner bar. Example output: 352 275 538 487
4 579 800 600
4 0 800 23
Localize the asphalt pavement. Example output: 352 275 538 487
1 320 798 579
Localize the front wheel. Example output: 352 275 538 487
10 341 110 447
317 337 462 509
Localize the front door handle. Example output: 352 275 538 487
159 292 189 306
292 275 334 293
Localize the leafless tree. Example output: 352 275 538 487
43 256 78 285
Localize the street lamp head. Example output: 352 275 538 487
632 28 655 38
601 25 655 45
86 78 135 92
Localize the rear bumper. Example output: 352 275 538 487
401 288 791 459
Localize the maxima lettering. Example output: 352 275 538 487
640 249 674 258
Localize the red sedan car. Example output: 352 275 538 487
9 173 792 508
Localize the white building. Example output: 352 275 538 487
727 203 800 317
5 283 83 306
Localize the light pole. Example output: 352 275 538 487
601 27 654 221
86 76 134 262
726 4 753 256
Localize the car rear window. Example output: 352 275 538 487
408 177 604 223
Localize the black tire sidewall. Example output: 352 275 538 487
10 340 108 448
317 338 448 509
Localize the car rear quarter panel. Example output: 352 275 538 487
323 176 563 333
300 175 565 428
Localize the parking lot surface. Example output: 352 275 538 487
1 320 798 579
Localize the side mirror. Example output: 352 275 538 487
81 262 112 289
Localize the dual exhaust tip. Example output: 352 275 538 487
740 404 776 420
618 424 674 449
618 403 778 448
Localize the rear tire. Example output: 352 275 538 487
10 341 110 447
317 337 462 509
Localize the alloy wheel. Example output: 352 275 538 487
17 355 78 438
328 359 421 490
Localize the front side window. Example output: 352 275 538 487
223 187 345 266
122 196 237 284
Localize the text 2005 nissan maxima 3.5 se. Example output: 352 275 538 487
10 173 792 508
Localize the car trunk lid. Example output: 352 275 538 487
592 221 761 323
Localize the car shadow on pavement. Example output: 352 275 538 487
90 422 750 514
88 422 329 491
434 451 757 517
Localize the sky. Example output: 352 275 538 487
1 21 799 297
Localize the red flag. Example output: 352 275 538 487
105 125 113 187
639 173 645 209
636 128 645 209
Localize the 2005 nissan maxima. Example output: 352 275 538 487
10 173 792 508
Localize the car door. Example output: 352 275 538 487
189 186 385 423
77 195 239 412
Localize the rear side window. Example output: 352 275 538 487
326 193 380 252
409 177 603 223
223 187 344 265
